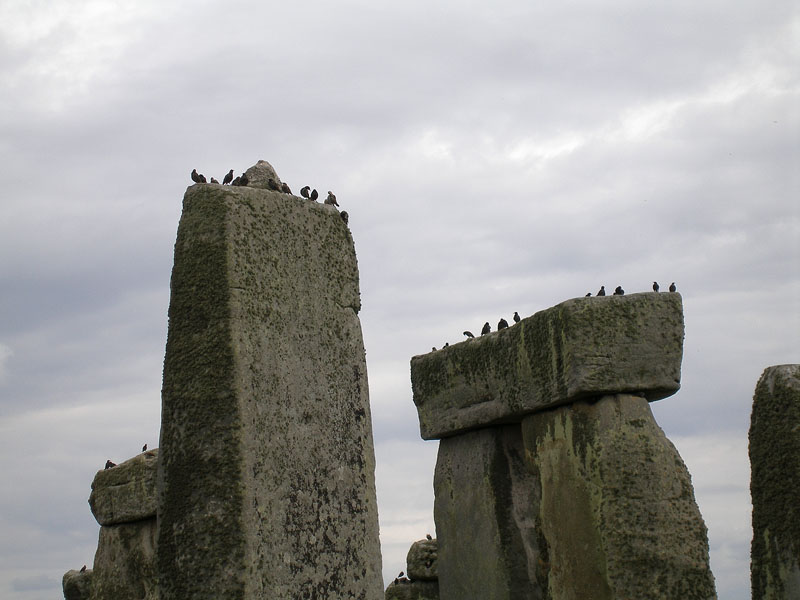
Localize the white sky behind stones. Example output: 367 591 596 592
0 1 798 598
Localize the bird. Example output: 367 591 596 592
191 169 201 183
426 533 432 540
310 189 319 202
104 460 116 470
463 331 474 338
239 173 249 186
198 173 207 183
80 565 87 573
669 282 677 292
223 169 234 185
597 286 606 296
513 311 521 323
613 286 624 295
267 178 280 191
142 444 147 452
340 211 349 225
231 176 242 186
399 571 404 578
209 177 219 184
498 318 509 330
585 292 592 297
432 347 437 352
653 281 660 292
325 191 339 207
443 342 449 348
281 182 292 194
481 322 491 335
300 186 311 199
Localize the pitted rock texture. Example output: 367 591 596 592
91 518 157 600
243 159 282 189
407 538 438 581
385 578 439 600
522 394 716 600
157 180 382 599
750 364 800 600
434 424 545 600
62 568 92 600
89 449 157 526
411 292 684 439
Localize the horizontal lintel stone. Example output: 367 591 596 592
411 292 684 440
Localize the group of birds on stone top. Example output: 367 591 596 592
103 443 150 470
588 281 676 297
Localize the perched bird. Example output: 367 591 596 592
209 177 219 184
340 211 349 225
239 173 249 186
426 533 432 540
613 286 624 296
669 282 677 292
513 311 521 323
223 169 234 185
463 331 474 338
300 186 311 199
585 293 592 297
310 189 319 202
498 318 509 330
325 191 339 207
104 460 116 470
653 281 660 292
198 173 207 183
80 565 87 573
231 176 241 186
267 178 281 191
191 169 201 183
481 322 491 335
281 182 292 194
399 572 404 578
443 342 449 348
432 347 437 352
597 286 606 296
142 444 147 452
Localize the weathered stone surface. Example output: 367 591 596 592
411 292 684 439
157 179 382 599
750 364 800 600
91 518 157 600
522 394 716 600
433 424 545 600
89 450 157 526
62 568 92 600
385 579 440 600
407 538 438 581
242 159 283 189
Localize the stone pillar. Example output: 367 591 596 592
750 364 800 600
157 176 383 599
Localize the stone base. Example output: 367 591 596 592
91 518 157 600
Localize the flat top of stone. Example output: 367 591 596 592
92 449 158 489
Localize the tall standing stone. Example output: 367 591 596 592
750 364 800 600
157 179 383 599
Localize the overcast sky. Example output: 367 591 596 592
1 1 798 598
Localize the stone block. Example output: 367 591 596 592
89 450 157 526
750 364 800 600
62 569 92 600
521 394 716 600
407 538 438 581
91 518 157 600
157 181 383 599
385 579 439 600
411 293 684 439
433 424 546 600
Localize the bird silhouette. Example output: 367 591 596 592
669 282 677 292
281 182 292 194
105 460 116 470
585 292 592 297
498 318 509 330
513 311 521 323
209 177 219 184
426 533 432 540
310 189 319 202
80 565 87 573
481 322 491 335
613 286 624 295
443 342 448 348
223 169 234 185
191 169 201 183
463 331 474 338
239 173 249 186
340 211 349 225
142 444 147 452
300 186 311 199
231 176 242 186
597 286 606 296
325 191 339 206
653 281 660 292
432 347 436 352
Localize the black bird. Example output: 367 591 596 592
198 173 207 183
142 444 147 452
267 178 281 191
597 286 606 296
585 293 591 297
104 460 116 470
432 347 436 352
463 331 474 338
325 191 339 207
223 169 234 185
340 211 349 225
481 322 491 335
191 169 201 183
209 177 219 184
300 186 311 199
239 173 249 186
281 182 292 194
426 533 432 540
231 176 242 186
513 311 521 323
399 571 404 578
310 188 319 202
669 282 677 292
443 342 449 348
80 565 87 573
498 318 509 330
613 286 624 295
653 281 660 292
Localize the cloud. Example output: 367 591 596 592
0 344 11 383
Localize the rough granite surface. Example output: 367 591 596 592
89 450 158 526
522 394 716 600
90 518 158 600
750 364 800 600
385 579 440 600
157 180 382 599
411 292 684 439
433 424 545 600
407 538 438 581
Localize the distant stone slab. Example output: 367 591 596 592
62 568 92 600
411 293 684 439
407 538 438 581
89 450 158 526
750 364 800 600
91 518 158 600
